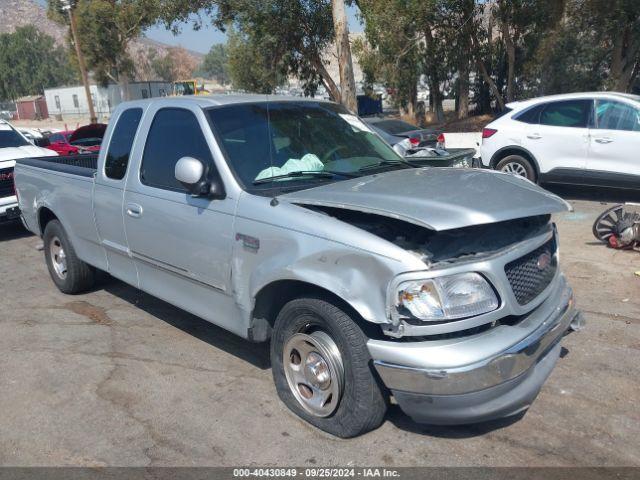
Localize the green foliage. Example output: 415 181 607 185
158 0 335 96
48 0 163 86
0 26 76 101
199 44 230 84
227 29 285 93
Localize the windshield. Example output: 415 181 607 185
207 101 405 190
0 128 30 148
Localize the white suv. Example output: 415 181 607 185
480 92 640 188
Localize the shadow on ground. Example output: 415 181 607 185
101 277 271 370
0 220 32 241
546 185 640 203
385 404 525 438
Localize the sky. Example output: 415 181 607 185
144 5 363 54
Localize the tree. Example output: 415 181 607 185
0 26 76 101
48 0 163 98
158 0 347 101
332 0 357 111
227 29 285 93
200 43 230 85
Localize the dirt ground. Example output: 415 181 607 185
0 185 638 467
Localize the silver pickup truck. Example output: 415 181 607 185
15 96 582 438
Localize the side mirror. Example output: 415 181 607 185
175 156 225 199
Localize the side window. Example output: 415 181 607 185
50 133 63 143
513 104 543 124
595 100 640 131
539 100 591 128
104 108 143 180
140 108 214 192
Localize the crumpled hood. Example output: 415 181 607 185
282 168 571 231
0 145 57 163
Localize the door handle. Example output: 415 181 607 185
527 134 542 140
594 137 613 144
126 203 143 218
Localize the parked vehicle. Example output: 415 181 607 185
364 117 441 154
0 120 56 223
15 96 581 438
47 124 106 155
365 118 475 167
481 92 640 188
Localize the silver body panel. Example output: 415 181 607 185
282 167 571 231
15 96 578 425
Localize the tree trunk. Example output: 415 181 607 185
424 27 444 123
611 25 640 92
332 0 357 113
68 7 96 123
401 81 418 123
311 55 341 103
457 61 470 119
501 20 516 102
119 70 131 102
470 31 505 110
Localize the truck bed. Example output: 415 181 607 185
16 154 98 177
15 152 106 271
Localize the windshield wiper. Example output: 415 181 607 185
252 170 354 185
357 159 416 173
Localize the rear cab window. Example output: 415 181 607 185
140 108 216 192
104 108 143 180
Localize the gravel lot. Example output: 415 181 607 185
0 186 638 467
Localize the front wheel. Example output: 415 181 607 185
495 154 537 183
271 297 387 438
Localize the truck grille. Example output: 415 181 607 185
0 167 14 199
505 236 557 305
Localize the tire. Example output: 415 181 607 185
495 154 537 182
271 297 387 438
43 219 95 294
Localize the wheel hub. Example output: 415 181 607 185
501 162 528 178
50 236 67 280
283 331 344 417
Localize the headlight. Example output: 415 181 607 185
395 272 499 322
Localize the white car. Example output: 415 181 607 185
1 121 57 223
480 92 640 188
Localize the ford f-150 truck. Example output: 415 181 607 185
15 96 582 438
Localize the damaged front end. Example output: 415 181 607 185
299 204 561 339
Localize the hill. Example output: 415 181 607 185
0 0 204 73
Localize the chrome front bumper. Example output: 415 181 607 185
367 275 580 424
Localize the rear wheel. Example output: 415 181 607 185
43 220 95 294
271 297 387 438
495 154 537 182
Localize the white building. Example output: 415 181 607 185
44 81 172 120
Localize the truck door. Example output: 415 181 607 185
122 106 238 330
94 107 144 286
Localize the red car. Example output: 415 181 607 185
46 124 107 155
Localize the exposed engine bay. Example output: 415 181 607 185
305 205 552 265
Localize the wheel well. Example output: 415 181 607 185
491 147 540 176
38 207 58 237
250 280 384 342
